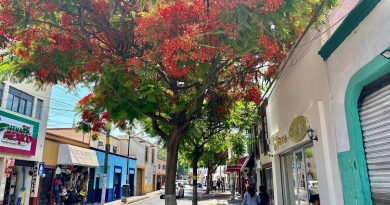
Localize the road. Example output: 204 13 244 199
132 186 195 205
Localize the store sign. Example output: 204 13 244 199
288 116 309 143
30 162 38 195
273 116 309 150
0 110 39 155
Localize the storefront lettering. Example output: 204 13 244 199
273 116 309 150
69 148 94 159
30 162 38 195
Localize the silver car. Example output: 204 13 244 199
160 182 184 199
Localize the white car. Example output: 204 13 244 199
160 182 184 199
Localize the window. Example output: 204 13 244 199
98 141 104 148
151 148 155 164
113 146 118 154
158 164 161 169
145 146 149 162
6 87 34 116
162 165 166 170
0 83 4 106
35 99 43 119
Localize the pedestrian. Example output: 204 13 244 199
222 178 226 192
242 184 261 205
258 185 269 205
309 194 320 205
217 179 221 192
53 177 62 205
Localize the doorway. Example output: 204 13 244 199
94 174 101 202
281 146 318 205
38 168 54 205
113 172 121 199
136 168 143 195
129 173 135 196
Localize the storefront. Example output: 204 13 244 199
280 144 318 205
88 148 136 203
55 144 99 205
0 109 41 205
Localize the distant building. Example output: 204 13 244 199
156 158 166 190
0 80 52 205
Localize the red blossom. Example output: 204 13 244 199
78 93 94 107
245 86 262 105
262 0 283 13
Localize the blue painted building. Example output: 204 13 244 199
87 148 137 203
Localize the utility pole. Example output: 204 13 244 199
101 129 111 205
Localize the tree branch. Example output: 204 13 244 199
152 119 169 141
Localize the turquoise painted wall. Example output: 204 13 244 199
340 49 390 205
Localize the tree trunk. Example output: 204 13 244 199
101 130 110 204
165 131 182 205
192 159 198 205
206 167 212 194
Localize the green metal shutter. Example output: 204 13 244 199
359 83 390 204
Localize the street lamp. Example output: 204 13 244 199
307 127 318 142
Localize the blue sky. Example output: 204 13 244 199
47 85 155 141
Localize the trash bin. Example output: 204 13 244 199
122 184 131 197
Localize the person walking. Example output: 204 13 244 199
258 185 270 205
222 178 226 192
217 179 221 192
242 184 261 205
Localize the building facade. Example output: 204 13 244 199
319 1 390 204
41 129 98 205
0 81 52 205
120 136 157 196
156 158 166 190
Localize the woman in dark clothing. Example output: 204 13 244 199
258 185 270 205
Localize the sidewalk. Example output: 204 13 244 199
105 190 160 205
198 190 242 205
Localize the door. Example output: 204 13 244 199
136 169 143 195
87 168 95 203
114 173 121 199
282 146 318 205
359 81 390 204
129 173 135 196
94 175 100 202
38 168 54 205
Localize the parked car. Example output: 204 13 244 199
160 182 185 199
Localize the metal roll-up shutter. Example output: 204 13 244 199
359 83 390 204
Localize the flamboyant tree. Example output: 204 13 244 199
0 0 337 204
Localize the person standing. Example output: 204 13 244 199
53 177 62 205
221 178 226 192
258 185 270 205
242 184 261 205
217 179 221 192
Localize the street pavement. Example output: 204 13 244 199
131 186 242 205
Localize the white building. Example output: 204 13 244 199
264 1 359 205
119 136 157 195
0 80 52 205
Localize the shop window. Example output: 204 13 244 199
281 146 318 205
113 146 118 154
152 148 155 164
35 99 43 120
0 83 4 106
145 146 149 162
6 87 34 117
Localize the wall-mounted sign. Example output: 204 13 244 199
0 110 40 155
288 116 309 143
273 116 309 151
4 158 15 177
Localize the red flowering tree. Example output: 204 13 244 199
0 0 336 204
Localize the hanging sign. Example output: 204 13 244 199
0 110 40 156
38 162 45 176
4 158 15 177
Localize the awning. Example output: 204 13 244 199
57 144 99 167
240 153 255 172
225 156 248 173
